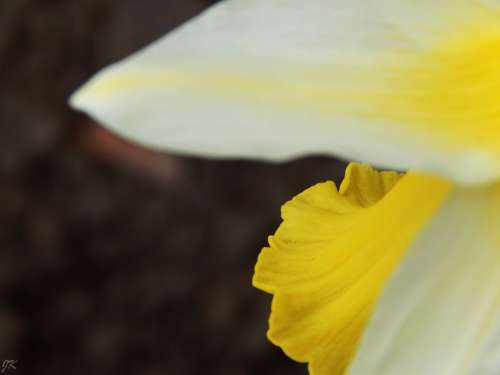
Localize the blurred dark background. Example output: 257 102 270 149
0 1 345 374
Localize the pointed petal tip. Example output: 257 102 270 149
68 86 85 112
69 76 98 115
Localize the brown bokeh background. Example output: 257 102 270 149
1 1 346 374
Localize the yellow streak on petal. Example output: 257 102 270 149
370 12 500 152
253 163 451 375
79 7 500 168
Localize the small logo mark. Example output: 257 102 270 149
1 360 17 374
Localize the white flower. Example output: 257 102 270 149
71 1 500 374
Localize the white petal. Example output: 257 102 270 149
472 316 500 375
71 0 500 184
349 184 500 374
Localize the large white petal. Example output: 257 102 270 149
71 0 500 184
349 184 500 374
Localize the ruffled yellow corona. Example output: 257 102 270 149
253 164 450 374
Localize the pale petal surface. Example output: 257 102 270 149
71 0 500 184
349 183 500 374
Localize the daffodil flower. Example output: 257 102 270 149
70 1 500 374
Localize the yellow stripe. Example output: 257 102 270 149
88 7 500 162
